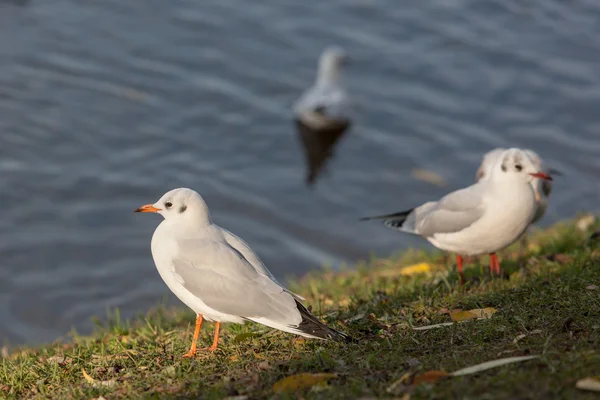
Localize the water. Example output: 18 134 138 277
0 0 599 345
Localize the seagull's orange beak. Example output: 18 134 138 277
134 204 161 213
529 171 553 181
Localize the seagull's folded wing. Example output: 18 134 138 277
220 228 305 300
415 184 487 237
171 239 302 325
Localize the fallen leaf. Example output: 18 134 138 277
162 366 176 376
0 384 9 392
386 372 411 393
450 308 497 322
272 373 338 393
412 322 454 330
576 376 600 392
411 169 447 187
450 355 538 376
81 368 117 388
400 263 432 276
233 332 262 343
586 285 598 291
527 243 541 253
576 214 596 232
547 253 572 264
405 357 421 368
347 312 366 322
413 370 450 385
45 355 71 365
258 361 272 371
513 334 527 344
1 346 8 359
413 356 538 387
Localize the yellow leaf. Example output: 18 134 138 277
450 308 497 322
411 169 447 187
576 376 600 392
413 370 450 385
400 263 431 276
81 368 116 388
386 372 412 393
527 243 541 253
272 373 338 393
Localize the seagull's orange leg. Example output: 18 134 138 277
456 254 465 286
200 321 221 352
489 253 501 276
183 314 203 358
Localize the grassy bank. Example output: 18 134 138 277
2 218 600 399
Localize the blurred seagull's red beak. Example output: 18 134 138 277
529 172 553 181
134 204 161 213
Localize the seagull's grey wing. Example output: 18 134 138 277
415 184 487 237
220 228 305 300
476 148 506 182
172 239 301 324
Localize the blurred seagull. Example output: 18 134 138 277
361 148 553 285
135 188 350 357
476 148 558 254
293 46 352 186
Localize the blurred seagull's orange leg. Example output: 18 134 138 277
183 314 203 358
456 255 465 286
495 254 502 275
489 253 501 276
200 321 221 352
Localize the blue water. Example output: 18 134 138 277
0 0 599 345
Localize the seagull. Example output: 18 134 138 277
293 46 352 186
135 188 350 357
476 148 558 255
361 148 553 285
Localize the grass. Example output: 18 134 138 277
2 217 600 399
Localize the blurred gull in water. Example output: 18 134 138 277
293 46 352 186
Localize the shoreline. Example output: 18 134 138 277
1 216 599 399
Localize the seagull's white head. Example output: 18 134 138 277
135 188 212 226
317 46 348 85
490 148 552 184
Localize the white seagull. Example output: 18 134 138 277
135 188 350 357
361 148 553 285
293 46 352 186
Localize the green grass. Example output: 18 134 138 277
2 218 600 399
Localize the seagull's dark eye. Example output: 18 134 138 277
515 164 523 172
165 201 173 209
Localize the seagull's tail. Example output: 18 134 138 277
294 300 352 342
359 208 414 230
